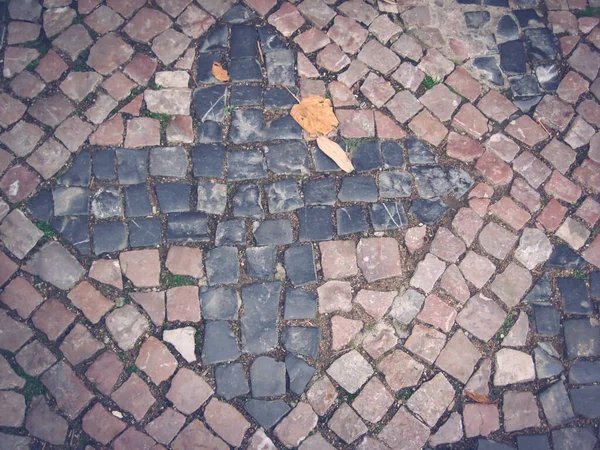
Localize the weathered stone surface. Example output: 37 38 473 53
379 407 430 450
26 396 69 445
327 350 373 394
41 361 94 420
24 241 84 290
494 348 535 386
463 404 499 438
274 402 318 448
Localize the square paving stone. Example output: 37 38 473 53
129 218 161 248
196 51 225 84
532 304 561 336
91 187 122 219
124 184 153 218
304 178 336 206
409 198 450 225
241 282 281 354
215 219 246 246
51 217 91 255
155 182 192 213
233 184 264 219
524 272 552 302
557 277 593 315
192 144 226 179
53 187 89 216
498 40 527 74
92 149 117 181
264 86 297 109
230 24 258 59
246 246 277 279
250 356 286 398
564 318 600 359
516 435 550 450
266 179 303 213
540 381 576 427
60 149 91 187
197 181 227 215
312 146 343 172
201 286 240 320
569 360 600 384
41 361 93 420
285 245 317 286
253 219 294 246
266 49 295 86
552 427 597 450
199 25 228 53
298 206 334 242
32 298 76 341
282 326 320 360
525 28 558 64
286 354 316 395
193 85 227 122
352 141 382 173
337 205 368 235
284 288 317 320
201 320 241 364
228 150 267 181
16 340 57 375
407 136 436 165
265 141 309 175
197 121 223 143
258 26 287 53
166 212 210 243
116 149 148 185
149 147 188 178
379 171 412 198
206 246 239 285
230 85 262 106
215 363 249 400
369 201 408 230
93 221 128 254
229 109 265 144
382 141 405 168
339 176 378 202
411 166 451 199
267 115 302 141
244 399 290 430
27 189 53 222
570 385 600 419
546 245 585 269
229 58 262 82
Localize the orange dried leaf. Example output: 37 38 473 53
317 136 354 173
290 95 339 137
465 391 494 404
212 62 229 82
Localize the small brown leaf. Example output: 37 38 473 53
317 136 354 173
290 95 339 137
212 62 229 82
465 391 494 404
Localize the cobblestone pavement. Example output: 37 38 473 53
0 0 599 448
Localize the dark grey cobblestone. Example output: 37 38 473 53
201 287 240 320
244 399 290 429
206 246 239 285
129 217 161 248
202 320 241 364
215 363 249 400
241 282 281 355
284 246 317 286
337 205 368 235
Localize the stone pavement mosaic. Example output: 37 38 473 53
0 0 600 448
